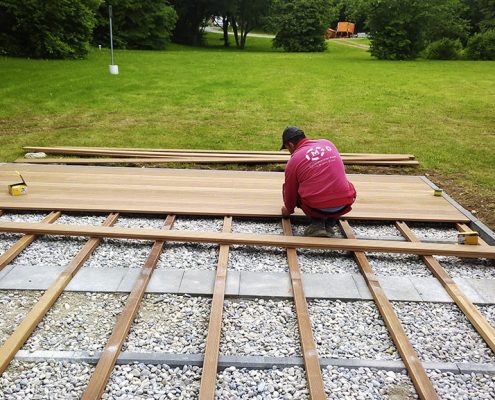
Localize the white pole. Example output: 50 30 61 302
108 5 118 74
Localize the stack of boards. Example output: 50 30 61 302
17 146 419 166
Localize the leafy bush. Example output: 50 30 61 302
423 38 462 59
272 0 336 52
93 0 177 50
0 0 99 59
465 29 495 59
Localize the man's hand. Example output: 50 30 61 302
281 206 291 218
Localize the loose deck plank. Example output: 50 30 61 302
282 219 326 399
199 217 232 400
0 213 119 375
0 222 493 258
394 221 494 352
339 220 439 400
0 211 61 271
82 215 175 400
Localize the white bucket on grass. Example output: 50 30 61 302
109 64 119 75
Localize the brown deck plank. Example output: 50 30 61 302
340 220 439 400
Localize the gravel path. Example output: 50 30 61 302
55 214 106 226
122 294 210 354
83 238 153 269
0 233 21 255
23 292 127 352
0 291 41 346
434 256 495 279
393 301 495 363
216 366 308 399
229 246 288 273
323 366 417 399
428 369 495 400
157 243 218 271
0 212 46 223
367 253 433 278
350 222 402 239
103 364 201 399
297 249 359 274
232 218 282 235
0 360 94 399
408 223 459 241
173 216 222 232
220 298 301 357
478 304 495 327
308 300 399 360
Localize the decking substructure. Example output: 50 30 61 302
0 166 494 399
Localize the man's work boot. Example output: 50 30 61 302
325 218 337 237
304 219 327 237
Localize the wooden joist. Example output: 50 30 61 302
199 217 232 400
0 211 61 271
339 220 439 400
82 215 175 400
392 221 495 352
0 222 493 258
282 219 326 399
0 213 119 375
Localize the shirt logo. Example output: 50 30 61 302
305 146 332 161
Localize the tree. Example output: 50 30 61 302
92 0 177 50
462 0 495 33
169 0 210 45
272 0 336 52
230 0 272 49
0 0 99 59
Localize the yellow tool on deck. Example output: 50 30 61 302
8 171 28 196
458 231 479 245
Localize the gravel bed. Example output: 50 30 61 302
0 233 21 254
0 360 94 399
173 216 223 232
114 216 165 230
367 253 433 278
0 213 47 257
478 305 495 327
408 223 459 241
428 369 495 400
297 249 359 274
156 243 218 271
291 220 344 238
216 366 308 399
232 218 283 235
103 364 201 399
55 213 106 226
434 256 495 279
123 294 210 354
349 222 402 239
23 292 127 352
323 366 417 399
220 298 301 357
0 291 41 346
83 238 153 269
308 300 399 360
393 301 495 363
229 246 288 273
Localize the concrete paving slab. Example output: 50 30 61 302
422 361 460 373
178 270 215 294
378 276 422 301
0 263 15 281
302 273 361 299
116 269 141 292
454 278 487 304
457 362 495 375
0 265 64 290
239 271 292 297
463 278 495 304
66 268 125 292
146 270 184 293
225 271 240 296
410 277 452 303
351 274 373 300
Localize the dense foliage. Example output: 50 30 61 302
423 38 462 59
0 0 99 59
93 0 177 50
465 29 495 59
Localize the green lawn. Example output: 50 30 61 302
0 33 494 218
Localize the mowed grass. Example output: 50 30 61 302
0 33 494 200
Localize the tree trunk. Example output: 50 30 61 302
240 21 249 49
222 16 229 47
231 17 240 48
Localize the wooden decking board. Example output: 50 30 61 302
82 215 175 400
339 220 439 400
199 217 232 400
0 164 467 222
0 213 119 375
282 219 326 399
0 222 493 259
0 211 61 271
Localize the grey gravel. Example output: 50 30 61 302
232 218 283 235
103 363 201 399
157 243 218 271
55 214 106 226
173 216 222 232
367 253 433 278
322 366 418 399
434 256 495 279
428 369 495 400
23 292 127 352
309 299 399 360
478 305 495 327
229 246 288 273
216 366 308 399
0 233 21 255
220 298 301 357
393 301 495 363
0 213 47 258
0 291 42 346
350 222 403 239
115 216 165 230
297 249 359 274
0 360 93 399
123 294 210 354
408 223 459 241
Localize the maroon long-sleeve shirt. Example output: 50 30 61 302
283 138 356 214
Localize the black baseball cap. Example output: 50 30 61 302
280 126 305 150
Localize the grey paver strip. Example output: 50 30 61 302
225 270 240 296
453 277 487 304
351 274 373 300
302 273 360 299
462 278 495 303
239 271 292 297
178 270 215 294
378 276 422 301
410 277 452 303
146 269 184 293
0 263 16 281
66 267 125 292
0 265 64 290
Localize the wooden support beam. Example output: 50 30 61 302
0 222 493 259
0 213 119 375
282 219 326 400
82 215 175 400
339 220 439 400
396 221 495 353
0 211 61 271
199 216 232 400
